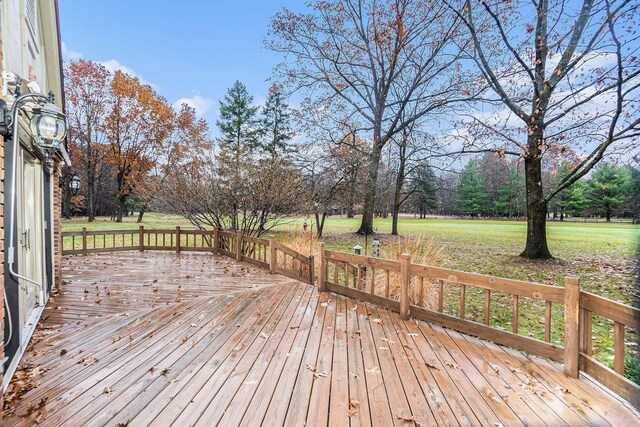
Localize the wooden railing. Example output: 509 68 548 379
62 226 314 285
317 243 639 407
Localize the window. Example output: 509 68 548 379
25 0 38 39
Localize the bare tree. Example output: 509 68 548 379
268 0 476 235
449 0 639 258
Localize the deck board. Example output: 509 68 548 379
3 252 639 426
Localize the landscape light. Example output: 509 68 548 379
353 244 362 255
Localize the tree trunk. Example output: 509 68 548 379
521 136 552 259
62 185 72 219
357 143 383 235
87 172 95 222
137 204 147 223
315 211 327 238
606 209 611 222
391 143 406 235
116 197 125 222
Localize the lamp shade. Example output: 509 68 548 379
29 102 66 148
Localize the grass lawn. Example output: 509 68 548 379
62 212 639 378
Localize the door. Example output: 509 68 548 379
17 149 45 339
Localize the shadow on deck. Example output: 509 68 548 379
4 252 639 426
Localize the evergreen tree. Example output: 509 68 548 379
625 166 640 224
548 161 587 220
495 166 525 217
216 81 260 161
413 164 439 218
216 81 260 230
261 88 294 159
457 160 489 216
585 163 631 222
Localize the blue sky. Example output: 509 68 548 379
58 0 305 126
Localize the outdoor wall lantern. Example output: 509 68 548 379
29 101 67 159
70 174 81 191
353 244 362 255
372 238 380 257
0 88 67 161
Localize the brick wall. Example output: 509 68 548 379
53 163 62 287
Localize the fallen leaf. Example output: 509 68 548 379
59 349 67 357
426 362 440 370
79 358 98 366
348 398 359 417
397 414 416 422
103 387 113 394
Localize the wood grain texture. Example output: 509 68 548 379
4 252 638 426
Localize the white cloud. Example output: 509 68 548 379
97 59 153 87
61 42 83 61
173 95 214 118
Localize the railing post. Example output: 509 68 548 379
318 242 326 291
139 225 144 252
269 235 276 274
213 228 219 254
308 255 315 286
176 226 181 254
400 253 411 320
236 231 242 261
564 276 580 378
82 227 88 256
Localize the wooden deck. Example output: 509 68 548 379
4 252 639 426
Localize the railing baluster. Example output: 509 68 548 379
579 308 592 355
545 301 552 343
460 284 466 319
418 276 424 307
512 295 519 334
370 267 376 294
385 270 390 298
614 322 625 375
438 280 444 313
484 289 491 326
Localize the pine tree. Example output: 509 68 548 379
457 160 488 217
413 164 439 218
627 166 640 224
216 81 260 230
216 81 260 162
585 163 631 222
261 88 294 159
495 166 525 218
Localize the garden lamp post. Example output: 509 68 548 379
353 244 362 255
